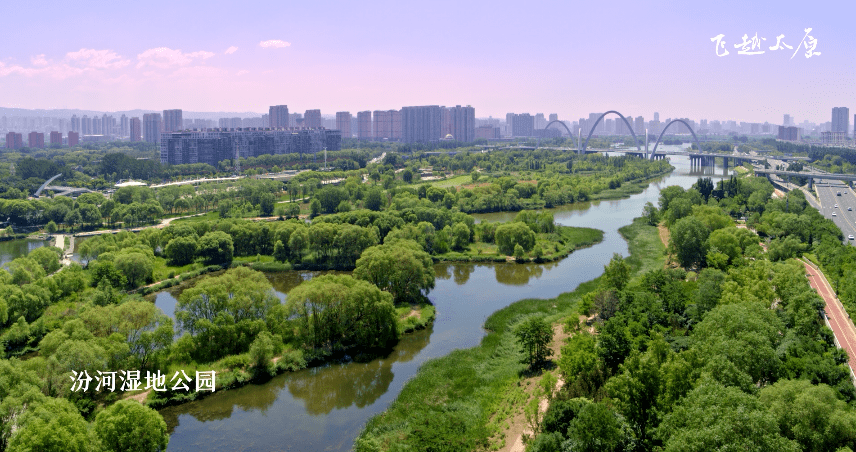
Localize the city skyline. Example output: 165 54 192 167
1 1 854 124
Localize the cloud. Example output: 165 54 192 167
237 70 249 76
31 54 49 67
170 66 228 78
136 47 215 69
259 40 291 48
65 48 130 69
225 46 239 55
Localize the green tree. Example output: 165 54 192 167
287 274 397 349
6 398 96 452
642 202 660 226
566 402 628 452
114 251 153 289
759 379 856 452
164 236 198 266
45 220 57 233
514 315 553 367
495 221 536 255
285 202 301 218
28 246 61 274
558 332 598 384
603 253 630 291
364 188 384 211
309 198 321 218
198 231 234 266
658 381 800 452
670 216 710 269
94 400 169 452
353 239 435 304
258 192 276 216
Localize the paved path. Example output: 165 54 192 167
801 259 856 382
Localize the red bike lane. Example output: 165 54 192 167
802 260 856 381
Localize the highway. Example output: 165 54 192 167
814 182 856 244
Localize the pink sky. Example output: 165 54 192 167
1 0 853 124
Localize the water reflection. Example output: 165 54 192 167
286 325 431 415
159 150 738 451
0 239 50 267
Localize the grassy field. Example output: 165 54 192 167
354 217 663 451
428 174 473 188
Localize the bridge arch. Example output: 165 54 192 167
35 173 62 197
650 119 703 160
544 120 572 137
581 111 641 154
536 120 574 147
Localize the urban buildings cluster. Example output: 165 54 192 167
3 105 855 155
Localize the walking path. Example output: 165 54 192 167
801 259 856 383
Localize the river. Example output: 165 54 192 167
156 150 733 451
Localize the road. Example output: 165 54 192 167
801 259 856 383
814 182 856 244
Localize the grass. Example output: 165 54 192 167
619 217 667 277
428 174 473 188
354 217 664 452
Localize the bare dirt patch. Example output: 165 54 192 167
495 323 573 452
124 389 151 404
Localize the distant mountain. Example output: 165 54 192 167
0 107 263 119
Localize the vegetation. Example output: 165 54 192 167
357 174 856 452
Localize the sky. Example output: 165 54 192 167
1 0 854 124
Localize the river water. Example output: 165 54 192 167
0 238 51 267
157 150 732 451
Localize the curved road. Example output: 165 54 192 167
802 259 856 382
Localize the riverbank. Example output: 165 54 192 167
354 217 665 451
144 301 436 410
431 226 604 264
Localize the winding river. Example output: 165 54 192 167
156 150 733 451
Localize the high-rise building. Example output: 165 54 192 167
401 105 442 143
778 126 801 141
71 114 80 133
28 131 45 148
163 109 183 132
269 105 289 128
441 108 452 137
535 113 546 130
357 111 372 140
5 132 22 149
143 113 162 143
101 114 110 137
92 116 101 135
80 115 90 135
304 109 322 128
335 112 352 138
130 118 142 142
374 110 393 141
475 125 500 139
832 107 850 137
50 131 62 146
783 114 792 126
635 116 644 135
449 105 475 142
68 131 79 147
549 113 558 123
160 128 341 165
654 112 660 122
508 113 534 137
120 114 129 137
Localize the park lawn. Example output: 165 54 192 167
429 174 473 188
355 218 663 451
151 257 199 281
